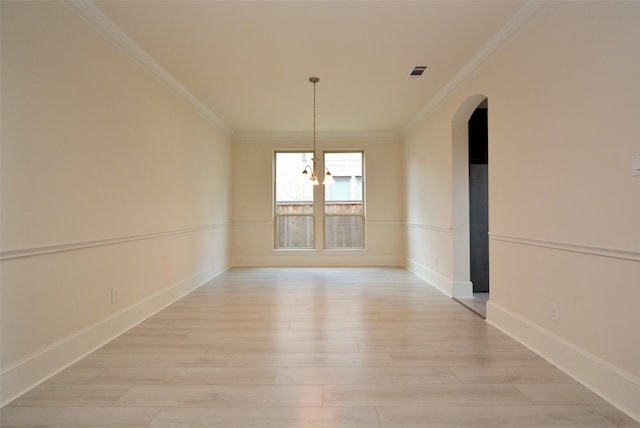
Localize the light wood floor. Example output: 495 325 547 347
3 267 638 427
455 293 490 318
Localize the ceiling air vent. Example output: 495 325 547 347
408 65 429 79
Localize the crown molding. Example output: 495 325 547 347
402 0 547 134
63 1 233 137
233 131 401 143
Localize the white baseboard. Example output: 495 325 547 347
487 301 640 423
405 258 454 296
0 261 229 407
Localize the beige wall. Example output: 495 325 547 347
404 105 457 294
232 136 404 266
403 2 640 419
0 1 231 404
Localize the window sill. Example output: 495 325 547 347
272 248 367 255
322 248 367 255
272 248 318 255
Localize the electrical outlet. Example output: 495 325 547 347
550 302 559 323
632 153 640 177
111 288 119 304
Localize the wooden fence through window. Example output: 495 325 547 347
275 202 363 248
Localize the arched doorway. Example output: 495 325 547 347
452 95 489 317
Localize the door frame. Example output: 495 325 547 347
451 94 488 298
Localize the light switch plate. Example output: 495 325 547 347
633 153 640 177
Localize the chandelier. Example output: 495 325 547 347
301 77 334 185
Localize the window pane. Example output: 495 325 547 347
275 215 314 248
326 176 350 201
275 152 315 248
323 152 364 249
276 152 314 214
325 215 363 248
324 152 362 214
325 201 362 214
276 202 314 214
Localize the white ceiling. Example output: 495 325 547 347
91 1 527 136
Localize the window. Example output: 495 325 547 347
324 152 364 248
274 151 365 250
274 152 314 248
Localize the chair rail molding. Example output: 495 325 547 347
490 233 640 262
0 224 228 261
406 222 453 233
